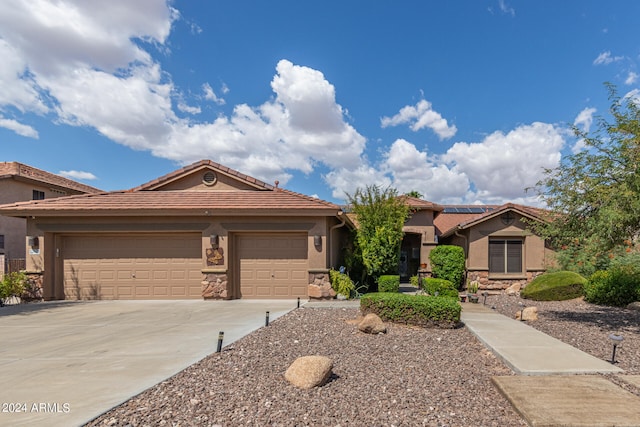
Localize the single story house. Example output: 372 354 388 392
0 160 351 300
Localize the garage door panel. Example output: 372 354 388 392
238 234 308 299
62 234 202 300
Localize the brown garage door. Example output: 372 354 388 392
237 233 308 298
61 234 202 300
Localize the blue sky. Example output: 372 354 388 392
1 1 639 205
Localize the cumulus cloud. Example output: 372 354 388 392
442 122 565 203
58 170 98 180
0 2 367 189
381 99 457 140
498 0 515 16
625 71 638 85
593 51 623 66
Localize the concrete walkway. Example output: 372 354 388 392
0 300 298 427
461 302 622 375
461 302 640 426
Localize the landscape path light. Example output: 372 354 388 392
482 291 488 305
518 302 525 321
609 333 624 364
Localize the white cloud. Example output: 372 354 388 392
574 107 596 132
58 170 98 180
202 83 225 105
498 0 515 16
324 164 391 200
442 122 565 203
381 99 457 140
0 116 39 138
625 71 638 85
593 51 623 66
177 102 201 115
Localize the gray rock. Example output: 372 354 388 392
627 301 640 311
285 356 333 389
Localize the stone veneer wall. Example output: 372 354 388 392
202 272 229 299
24 272 44 301
307 271 335 300
467 270 545 291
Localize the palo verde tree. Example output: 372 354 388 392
347 185 410 286
533 84 640 274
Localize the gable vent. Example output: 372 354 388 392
203 171 217 186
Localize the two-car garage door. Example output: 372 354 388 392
61 234 202 300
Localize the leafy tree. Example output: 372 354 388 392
405 190 423 199
533 84 640 273
348 185 410 285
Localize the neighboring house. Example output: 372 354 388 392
0 160 350 300
0 162 101 271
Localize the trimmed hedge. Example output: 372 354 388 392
429 245 465 289
377 275 400 293
360 292 461 328
520 271 586 301
421 278 459 299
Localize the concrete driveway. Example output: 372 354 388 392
0 299 299 427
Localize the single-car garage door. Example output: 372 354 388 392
61 234 202 300
237 233 308 298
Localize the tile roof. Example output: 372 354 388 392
0 189 342 216
401 196 444 211
0 162 102 194
437 203 549 237
133 159 275 191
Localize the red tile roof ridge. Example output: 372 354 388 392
0 161 102 194
447 202 549 233
400 196 444 210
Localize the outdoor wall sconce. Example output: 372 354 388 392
609 333 624 364
28 236 39 247
210 234 219 247
314 235 322 246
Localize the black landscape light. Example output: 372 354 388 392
266 311 270 326
217 331 224 353
609 333 624 364
482 291 488 305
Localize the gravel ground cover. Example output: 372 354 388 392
88 307 525 427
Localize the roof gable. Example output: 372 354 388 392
133 160 275 192
439 203 548 238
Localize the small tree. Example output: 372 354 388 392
348 185 410 287
429 245 466 289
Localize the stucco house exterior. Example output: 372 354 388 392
0 162 101 273
0 160 350 300
433 203 554 290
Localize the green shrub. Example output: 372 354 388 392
521 271 586 301
0 272 27 300
409 275 420 288
584 266 640 306
329 269 356 299
429 245 466 289
421 278 459 299
377 275 400 293
360 292 461 328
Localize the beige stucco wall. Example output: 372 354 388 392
152 170 260 191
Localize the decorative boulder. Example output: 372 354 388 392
358 313 387 334
505 283 521 296
307 283 336 300
515 306 538 321
285 356 333 389
627 301 640 311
